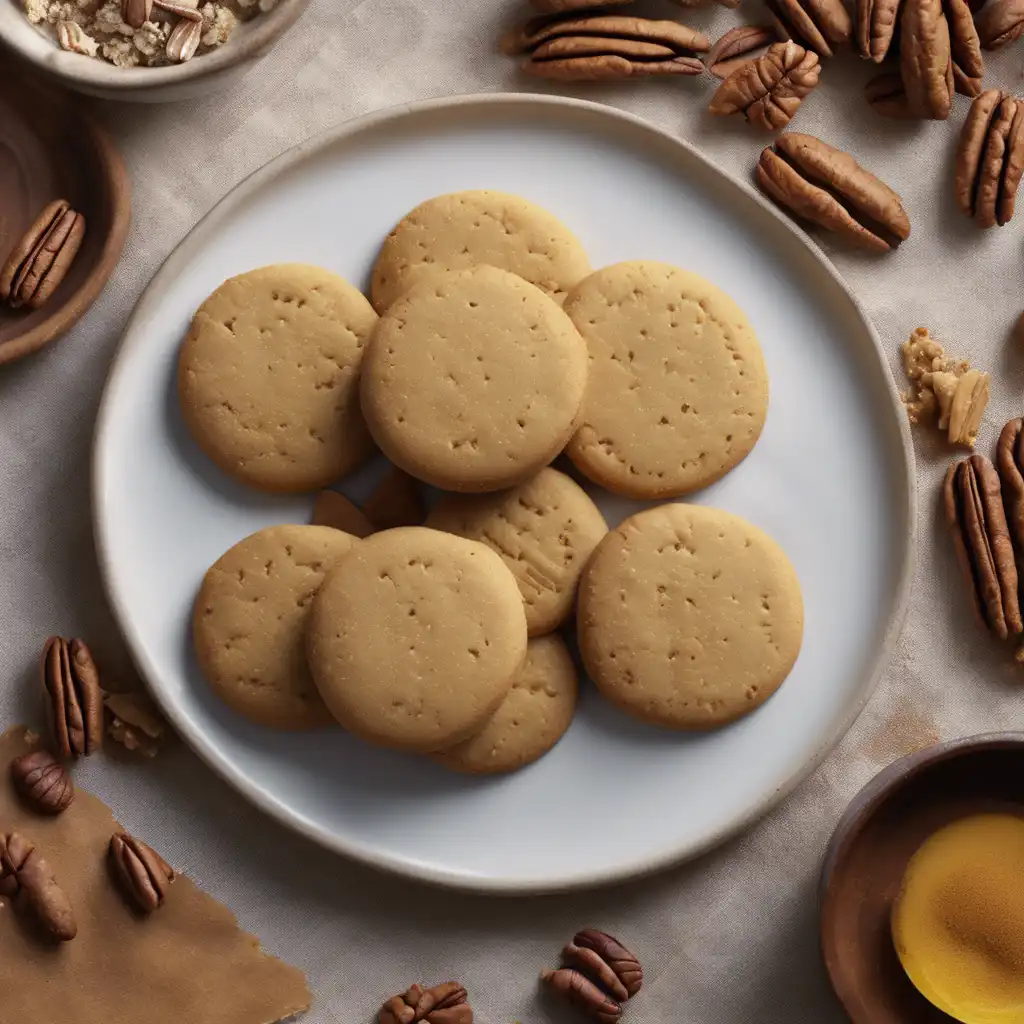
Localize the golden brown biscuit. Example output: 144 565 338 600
360 266 588 493
178 264 377 493
370 190 590 312
426 467 607 636
578 503 803 728
307 527 528 752
193 525 358 729
564 261 768 499
434 635 578 774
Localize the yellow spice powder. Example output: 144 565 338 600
892 814 1024 1023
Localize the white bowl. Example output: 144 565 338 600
0 0 309 102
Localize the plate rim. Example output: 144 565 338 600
92 91 918 894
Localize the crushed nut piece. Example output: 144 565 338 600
902 327 989 447
104 691 166 758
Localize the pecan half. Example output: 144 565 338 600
379 982 472 1024
507 16 709 79
864 72 915 116
121 0 153 28
568 929 643 1000
944 456 1022 640
766 0 852 56
0 200 86 311
975 0 1024 47
42 636 103 759
705 25 778 77
709 41 821 130
946 0 984 92
166 17 202 62
900 0 954 119
0 832 77 941
363 467 425 530
10 750 74 815
856 0 902 59
109 832 175 912
954 90 1024 227
543 968 622 1024
997 419 1024 557
757 133 910 250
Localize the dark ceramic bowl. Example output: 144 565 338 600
0 65 130 366
820 733 1024 1023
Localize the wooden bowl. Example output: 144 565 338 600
819 733 1024 1023
0 65 130 366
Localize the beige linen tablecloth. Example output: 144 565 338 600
2 2 1022 1020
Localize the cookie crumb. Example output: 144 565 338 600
104 692 166 758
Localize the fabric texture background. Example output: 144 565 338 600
1 1 1022 1020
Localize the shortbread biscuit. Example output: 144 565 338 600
307 527 528 752
193 525 358 730
564 261 768 499
426 467 607 636
578 504 803 729
178 264 378 493
360 266 589 493
370 190 590 312
434 635 578 774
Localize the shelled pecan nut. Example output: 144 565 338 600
864 72 915 116
975 0 1024 47
709 41 821 130
946 0 984 94
166 17 202 62
0 200 86 311
705 25 778 77
756 133 910 250
997 419 1024 555
42 636 103 759
900 0 954 119
856 0 901 59
10 749 74 814
0 832 77 941
379 982 473 1024
944 455 1022 640
505 15 709 80
121 0 153 27
109 832 175 912
955 89 1024 227
765 0 852 57
542 929 642 1024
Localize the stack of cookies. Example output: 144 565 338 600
179 189 804 775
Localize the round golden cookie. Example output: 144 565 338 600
193 525 358 730
360 266 589 493
307 526 529 752
434 635 578 775
426 467 607 636
564 261 769 499
369 190 590 312
178 264 378 493
578 504 803 729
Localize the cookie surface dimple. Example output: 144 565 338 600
370 190 590 312
178 264 378 493
426 467 607 636
564 261 769 499
578 503 803 729
360 266 589 493
433 634 578 774
307 527 528 752
193 525 358 730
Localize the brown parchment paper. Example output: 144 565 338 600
0 727 310 1024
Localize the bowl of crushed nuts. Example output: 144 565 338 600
0 0 309 102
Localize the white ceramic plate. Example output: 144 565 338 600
93 95 915 893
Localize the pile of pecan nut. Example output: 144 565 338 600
0 637 175 943
501 0 1024 247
